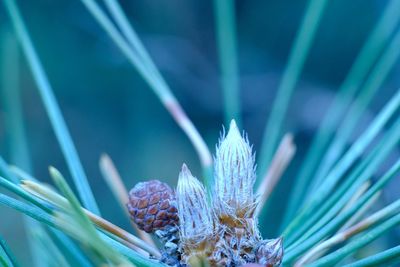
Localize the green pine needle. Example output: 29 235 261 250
344 245 400 267
284 90 400 238
310 24 400 192
214 0 241 126
285 115 400 246
3 0 100 215
283 0 400 224
0 236 18 267
309 212 400 266
258 0 329 176
49 167 129 265
284 158 400 263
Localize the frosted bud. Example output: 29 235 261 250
256 237 284 266
214 120 256 217
177 164 213 248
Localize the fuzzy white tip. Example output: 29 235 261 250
177 164 213 246
256 237 284 266
214 120 256 217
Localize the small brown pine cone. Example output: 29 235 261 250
127 180 178 233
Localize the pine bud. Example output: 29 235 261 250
127 180 178 233
255 237 284 266
176 164 214 250
214 120 257 217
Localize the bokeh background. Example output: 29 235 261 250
0 0 399 265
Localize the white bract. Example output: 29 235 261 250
176 120 281 266
176 164 214 247
214 120 257 217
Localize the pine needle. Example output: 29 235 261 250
257 133 296 209
258 0 329 176
21 178 161 258
99 153 157 249
3 0 100 215
79 0 213 184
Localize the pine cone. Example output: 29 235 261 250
127 180 178 233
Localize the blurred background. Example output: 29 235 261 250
0 0 399 265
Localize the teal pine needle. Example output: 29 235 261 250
1 0 400 266
3 0 101 215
